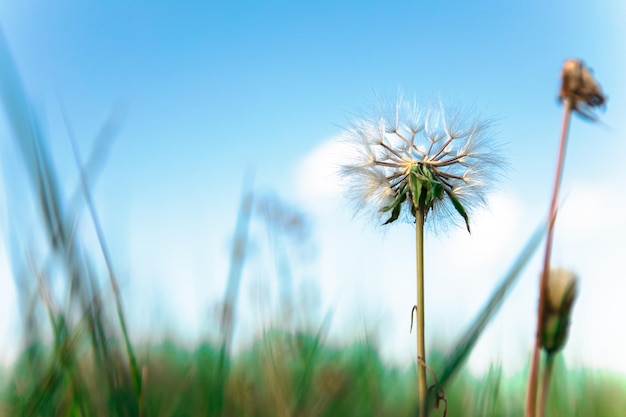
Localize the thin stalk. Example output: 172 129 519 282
212 180 254 417
537 353 556 417
525 99 573 417
416 209 427 417
66 126 142 408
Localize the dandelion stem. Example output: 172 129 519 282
525 98 573 417
537 353 556 417
415 209 427 417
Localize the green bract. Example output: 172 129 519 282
382 163 470 232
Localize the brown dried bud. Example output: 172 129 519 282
559 59 606 120
541 268 578 354
546 268 578 315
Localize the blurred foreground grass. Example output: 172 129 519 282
1 330 625 416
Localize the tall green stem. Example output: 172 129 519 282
416 209 427 417
525 99 573 417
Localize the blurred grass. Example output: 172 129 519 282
2 333 626 416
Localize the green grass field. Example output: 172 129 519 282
2 329 626 416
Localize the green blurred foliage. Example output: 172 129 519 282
2 333 626 417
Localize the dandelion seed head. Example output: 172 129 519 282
339 94 506 232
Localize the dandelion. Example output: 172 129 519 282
340 94 505 416
341 97 504 232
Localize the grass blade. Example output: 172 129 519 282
436 218 549 390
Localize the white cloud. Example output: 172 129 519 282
293 137 352 214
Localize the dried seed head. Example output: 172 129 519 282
559 59 606 120
541 268 578 354
546 268 578 315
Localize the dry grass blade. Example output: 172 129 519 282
212 176 254 417
64 113 142 405
1 30 138 415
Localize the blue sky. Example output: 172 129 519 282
1 1 625 375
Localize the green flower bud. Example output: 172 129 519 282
541 268 578 354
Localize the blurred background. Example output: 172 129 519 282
1 0 625 383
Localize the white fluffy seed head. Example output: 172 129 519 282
339 94 506 231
